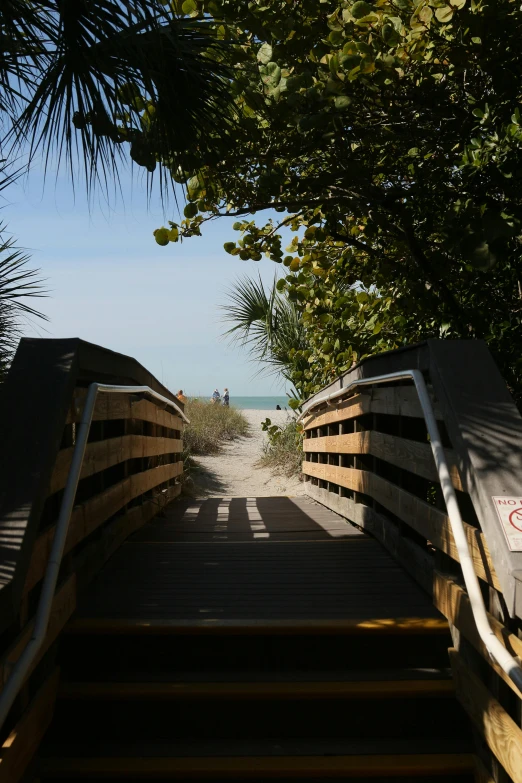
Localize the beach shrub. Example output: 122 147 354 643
260 415 303 478
183 398 249 456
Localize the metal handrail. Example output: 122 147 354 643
297 369 522 693
0 383 189 729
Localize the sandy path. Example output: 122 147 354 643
193 409 305 498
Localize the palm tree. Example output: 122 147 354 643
0 225 46 378
1 1 234 190
222 274 308 398
0 2 230 370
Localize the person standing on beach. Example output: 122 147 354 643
223 388 230 407
212 388 221 404
176 389 187 404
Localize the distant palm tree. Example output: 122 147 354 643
1 1 234 190
222 275 307 397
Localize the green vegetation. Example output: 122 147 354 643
149 0 522 404
260 416 303 478
1 1 233 188
0 221 46 378
222 275 305 406
0 2 233 371
183 398 249 456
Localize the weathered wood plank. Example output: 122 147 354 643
66 616 450 635
303 385 442 431
1 575 75 690
304 431 463 491
370 385 442 419
66 388 183 431
449 649 522 783
0 668 60 783
305 484 434 595
50 435 183 495
303 463 498 588
24 463 182 593
39 753 475 778
434 572 522 699
73 484 181 592
59 678 455 700
302 393 370 431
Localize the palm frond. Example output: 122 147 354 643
1 1 235 193
222 273 306 389
0 222 47 377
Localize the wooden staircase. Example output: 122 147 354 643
38 621 474 780
36 497 475 781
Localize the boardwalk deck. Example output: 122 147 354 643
74 496 440 624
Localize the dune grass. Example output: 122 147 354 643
183 398 249 456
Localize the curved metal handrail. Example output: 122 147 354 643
297 369 522 693
0 383 189 729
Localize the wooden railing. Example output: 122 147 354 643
0 338 184 780
302 339 522 783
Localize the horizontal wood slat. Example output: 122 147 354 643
303 462 498 589
66 388 183 431
67 616 449 635
50 435 183 495
303 385 442 431
59 678 455 700
0 668 60 783
40 753 476 778
25 463 182 594
1 575 75 691
434 572 522 699
449 649 522 783
303 393 371 431
304 431 463 491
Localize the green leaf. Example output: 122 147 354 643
257 43 273 65
261 62 282 89
181 0 197 13
223 242 236 254
154 228 170 246
328 30 344 46
187 175 203 199
350 1 375 19
288 398 300 411
334 95 352 110
382 24 401 46
418 5 433 23
435 5 454 22
184 202 198 218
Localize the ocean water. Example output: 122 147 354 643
228 396 290 411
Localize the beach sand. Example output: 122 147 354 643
192 409 305 498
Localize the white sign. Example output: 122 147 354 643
492 496 522 552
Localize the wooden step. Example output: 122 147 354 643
59 679 455 701
40 752 476 778
66 616 449 635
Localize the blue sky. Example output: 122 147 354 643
5 164 288 396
